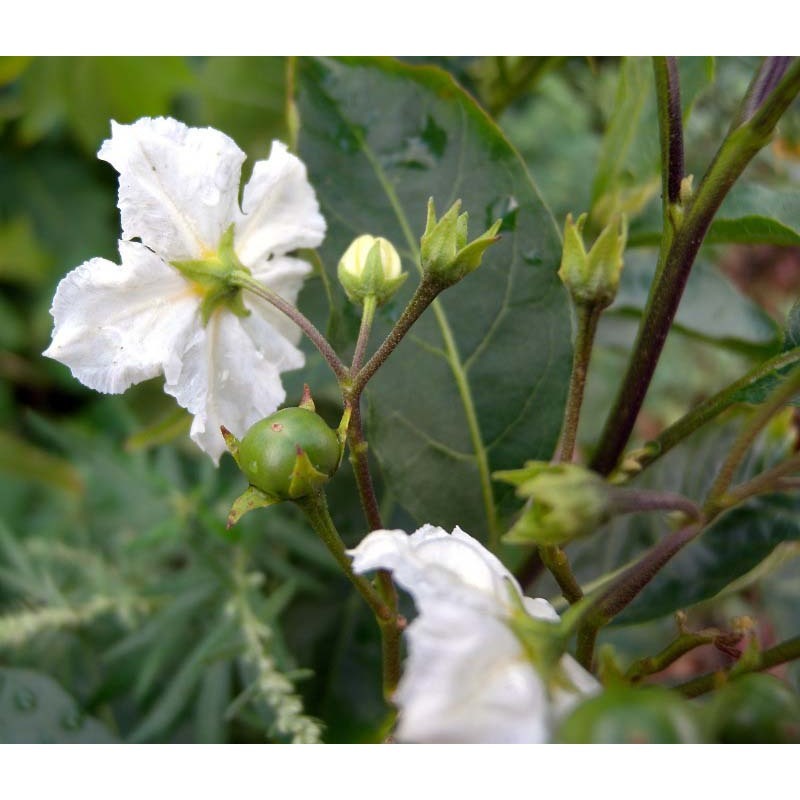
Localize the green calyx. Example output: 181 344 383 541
222 388 351 527
558 212 627 309
337 235 408 306
420 197 501 286
171 225 251 325
495 461 611 547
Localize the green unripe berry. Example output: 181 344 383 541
238 407 340 499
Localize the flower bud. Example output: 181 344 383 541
337 234 407 306
558 213 627 308
420 198 501 286
495 461 611 547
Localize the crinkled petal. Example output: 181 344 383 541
395 602 550 743
99 117 246 261
349 524 521 614
235 141 325 266
43 241 198 394
164 305 304 463
244 255 312 346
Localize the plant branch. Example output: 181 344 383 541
351 295 377 374
628 348 800 473
557 303 602 463
653 56 684 206
704 369 800 514
609 487 702 520
352 275 444 393
724 452 800 507
575 522 704 669
231 271 348 382
590 58 800 476
677 635 800 698
539 545 584 604
625 630 718 683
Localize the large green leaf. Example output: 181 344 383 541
706 183 800 246
612 249 781 351
568 416 800 625
295 57 571 542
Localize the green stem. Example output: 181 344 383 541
557 303 602 463
590 59 800 476
351 295 377 374
231 271 348 382
631 348 800 473
296 491 390 621
352 275 444 394
704 369 800 514
677 635 800 698
539 545 583 604
625 631 717 683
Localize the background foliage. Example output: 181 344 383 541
1 56 799 742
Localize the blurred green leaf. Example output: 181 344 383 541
0 429 84 494
0 216 53 286
707 183 800 246
194 57 288 160
296 56 571 542
18 57 194 153
612 250 781 351
0 667 117 743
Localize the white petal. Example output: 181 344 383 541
43 241 198 394
235 141 326 266
164 305 304 463
551 655 602 721
99 117 246 261
349 525 521 614
244 255 312 346
394 603 550 744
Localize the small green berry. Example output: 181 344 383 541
238 407 340 500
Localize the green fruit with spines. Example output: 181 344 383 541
238 407 340 500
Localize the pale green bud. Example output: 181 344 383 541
420 197 501 286
337 235 407 306
495 461 611 547
558 213 627 308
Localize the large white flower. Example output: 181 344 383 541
44 117 326 462
349 524 599 743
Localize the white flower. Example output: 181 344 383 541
43 117 326 462
349 524 599 743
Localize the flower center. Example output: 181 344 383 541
171 225 251 325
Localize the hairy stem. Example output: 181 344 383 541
677 635 800 698
575 522 704 669
231 271 348 382
539 545 584 604
557 303 602 463
351 295 377 374
591 59 800 476
625 631 718 682
353 275 444 393
724 452 800 507
609 487 701 520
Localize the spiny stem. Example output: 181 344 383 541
677 635 800 698
557 303 602 463
353 276 444 393
590 58 800 476
231 271 348 382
